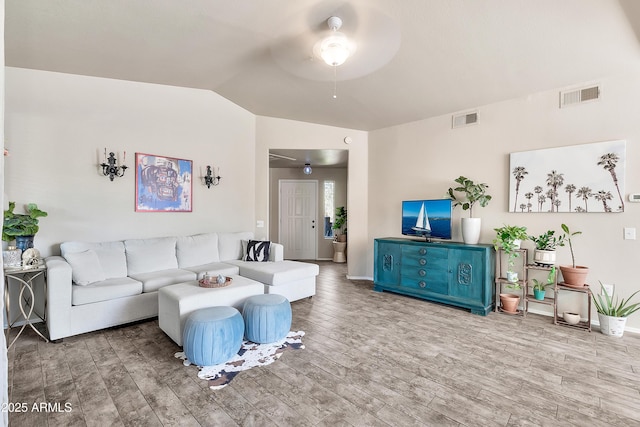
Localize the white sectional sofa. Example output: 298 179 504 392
45 231 319 340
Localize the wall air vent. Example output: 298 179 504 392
452 111 478 129
560 85 600 108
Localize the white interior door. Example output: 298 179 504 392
279 180 317 260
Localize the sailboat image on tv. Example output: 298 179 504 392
411 202 431 235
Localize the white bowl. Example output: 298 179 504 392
563 312 581 325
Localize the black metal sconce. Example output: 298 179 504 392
204 165 221 188
101 150 128 181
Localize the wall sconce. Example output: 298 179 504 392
101 149 128 181
303 163 312 175
204 165 221 188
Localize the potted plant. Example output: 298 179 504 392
332 207 347 242
446 176 491 244
593 282 640 337
493 225 528 283
332 207 347 263
558 223 588 287
531 266 555 300
529 229 565 266
2 201 48 251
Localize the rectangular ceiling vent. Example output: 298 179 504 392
452 111 478 129
560 85 600 108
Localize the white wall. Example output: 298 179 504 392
269 167 348 259
369 71 640 329
255 117 368 278
4 68 256 257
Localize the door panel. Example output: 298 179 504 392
279 180 317 259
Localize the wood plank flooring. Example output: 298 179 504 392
7 261 640 426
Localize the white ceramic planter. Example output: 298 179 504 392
563 312 581 325
461 218 481 245
534 249 556 265
506 271 518 282
598 313 627 337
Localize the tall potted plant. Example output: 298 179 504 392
558 223 588 287
2 201 48 251
446 176 491 244
331 207 347 263
529 229 565 266
593 282 640 337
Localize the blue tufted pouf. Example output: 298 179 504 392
183 306 244 366
242 294 292 344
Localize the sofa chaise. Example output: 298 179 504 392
45 231 319 341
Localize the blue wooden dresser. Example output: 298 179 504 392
374 238 495 315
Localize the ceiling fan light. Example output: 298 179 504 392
303 163 312 175
320 32 351 66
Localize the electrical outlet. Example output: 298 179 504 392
256 220 264 228
601 283 614 296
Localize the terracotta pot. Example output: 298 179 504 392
499 293 520 313
559 265 589 287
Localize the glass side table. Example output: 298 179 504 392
4 263 49 348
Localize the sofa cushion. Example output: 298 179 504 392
61 240 127 279
176 233 220 268
218 232 254 261
128 268 196 293
226 260 319 286
62 249 107 286
182 262 239 279
72 277 143 306
243 240 271 262
125 237 178 275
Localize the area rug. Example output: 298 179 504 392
175 331 305 390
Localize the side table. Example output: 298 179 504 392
4 264 49 348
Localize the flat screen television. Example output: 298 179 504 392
402 199 452 241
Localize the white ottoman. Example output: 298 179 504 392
158 276 263 346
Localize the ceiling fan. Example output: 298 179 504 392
269 5 401 82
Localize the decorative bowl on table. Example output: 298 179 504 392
563 312 581 325
199 276 233 288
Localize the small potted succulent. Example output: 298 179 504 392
558 223 588 287
529 229 565 266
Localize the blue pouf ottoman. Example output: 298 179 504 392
242 294 292 344
183 306 244 366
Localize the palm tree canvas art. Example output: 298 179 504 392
508 140 626 213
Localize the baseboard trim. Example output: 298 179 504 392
346 275 373 281
525 307 640 334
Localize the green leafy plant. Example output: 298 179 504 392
2 201 48 242
493 225 528 261
593 282 640 317
446 176 491 217
529 230 566 251
532 267 556 291
560 223 581 268
332 206 347 236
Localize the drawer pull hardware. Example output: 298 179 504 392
419 281 426 288
419 269 426 277
419 248 427 255
419 258 427 266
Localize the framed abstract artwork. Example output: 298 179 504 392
509 140 626 213
135 153 193 212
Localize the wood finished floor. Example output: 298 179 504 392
7 261 640 426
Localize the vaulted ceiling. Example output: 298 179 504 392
6 0 640 131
